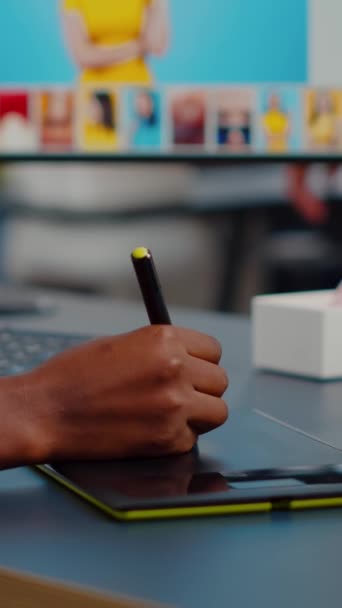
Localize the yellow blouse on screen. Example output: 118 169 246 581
309 113 336 147
262 110 290 152
82 123 118 151
63 0 153 85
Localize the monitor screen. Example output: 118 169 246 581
0 0 341 159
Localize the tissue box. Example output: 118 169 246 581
252 291 342 380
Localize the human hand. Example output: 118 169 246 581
19 326 228 464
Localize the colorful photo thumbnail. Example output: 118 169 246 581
37 89 75 151
169 89 208 147
123 88 163 150
258 87 302 153
0 90 38 152
304 89 342 151
78 87 119 152
215 88 254 151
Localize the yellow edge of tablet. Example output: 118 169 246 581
291 497 342 510
35 465 272 520
36 465 342 521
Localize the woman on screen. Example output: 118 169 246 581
262 92 290 153
128 89 161 148
307 91 337 149
82 90 118 150
40 90 74 150
61 0 170 85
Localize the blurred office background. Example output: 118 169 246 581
1 0 342 313
1 161 342 314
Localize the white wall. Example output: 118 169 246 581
309 0 342 85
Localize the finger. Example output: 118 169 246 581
175 327 222 364
173 425 198 455
145 423 197 457
187 356 229 397
187 392 229 434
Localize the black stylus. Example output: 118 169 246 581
131 247 172 325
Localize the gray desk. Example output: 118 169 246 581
1 292 342 608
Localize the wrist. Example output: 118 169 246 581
0 374 50 469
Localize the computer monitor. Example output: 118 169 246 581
0 0 341 161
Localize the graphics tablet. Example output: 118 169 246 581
36 410 342 522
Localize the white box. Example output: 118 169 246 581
252 291 342 380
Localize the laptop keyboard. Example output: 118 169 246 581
0 329 88 376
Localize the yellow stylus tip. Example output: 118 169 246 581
132 247 149 260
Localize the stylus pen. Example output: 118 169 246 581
131 247 172 325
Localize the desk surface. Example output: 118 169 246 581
1 292 342 608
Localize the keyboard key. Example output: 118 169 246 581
0 329 88 377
